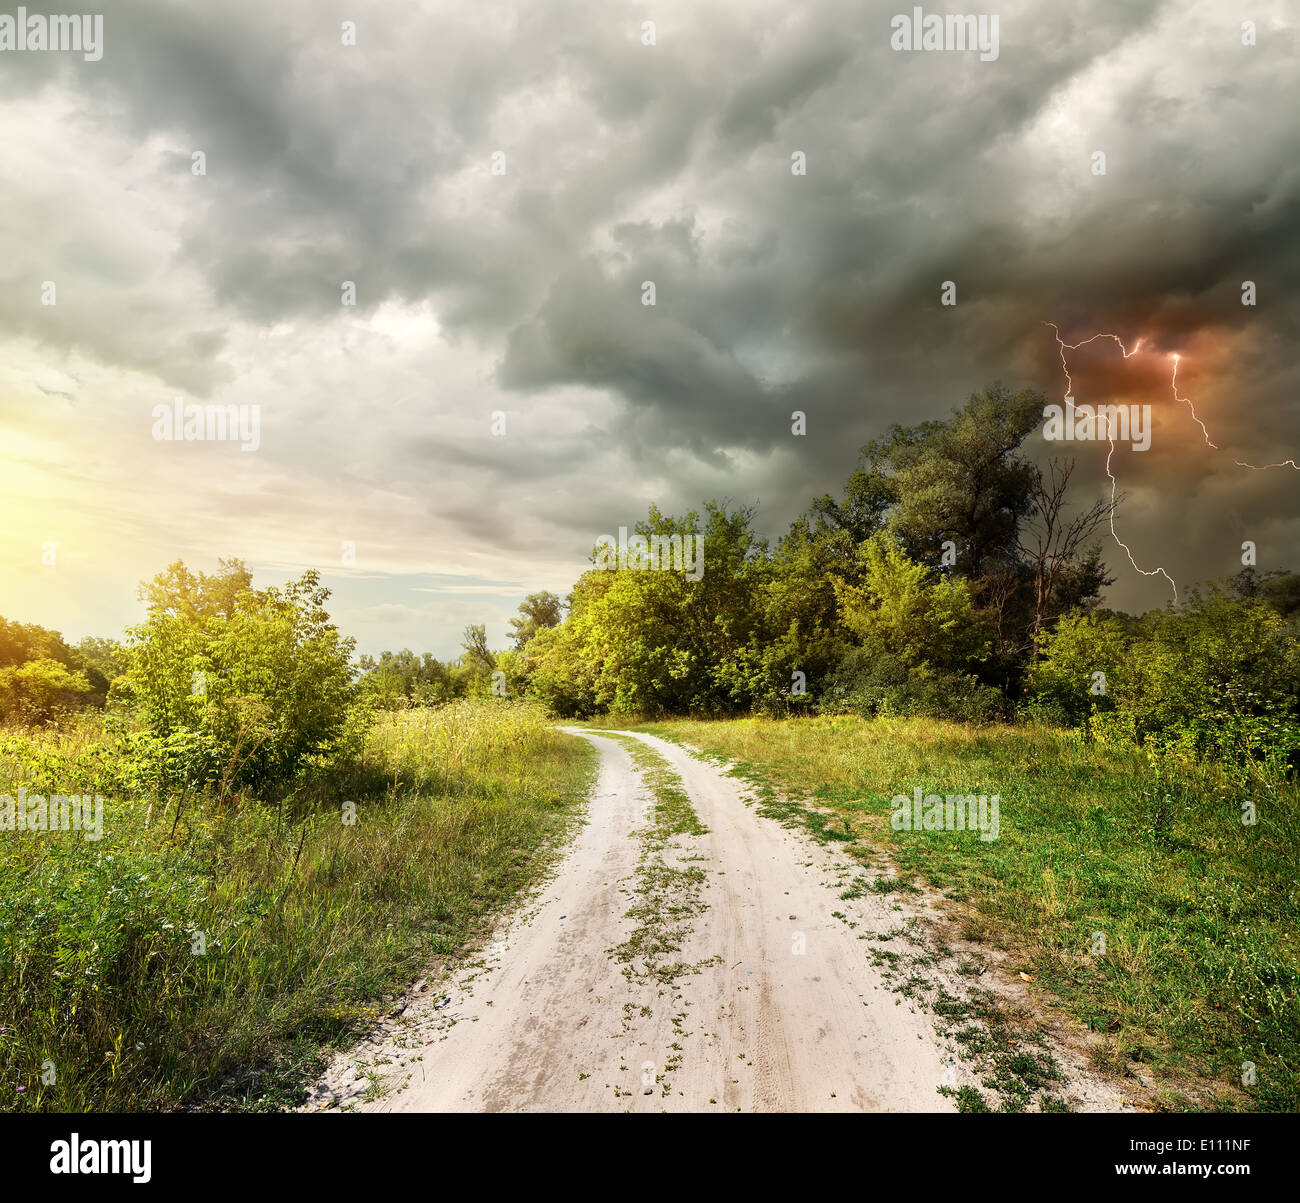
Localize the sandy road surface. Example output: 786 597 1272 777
305 729 1121 1113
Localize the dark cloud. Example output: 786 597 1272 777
2 0 1297 633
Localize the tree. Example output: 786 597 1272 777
0 658 95 725
1 617 73 667
454 624 497 697
460 624 492 668
357 650 462 708
509 591 564 650
523 596 603 717
1030 587 1300 768
75 636 126 688
525 503 768 715
831 533 987 670
1230 567 1300 619
520 384 1119 717
1025 610 1132 725
0 617 111 708
122 562 361 794
760 472 894 705
136 558 253 620
876 383 1044 583
1017 458 1119 655
821 535 1001 721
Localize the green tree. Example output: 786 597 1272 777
0 617 112 709
526 503 767 715
121 562 361 793
1031 588 1300 769
74 636 125 690
0 658 95 725
1025 610 1132 725
509 591 564 650
874 382 1044 582
832 533 987 669
1231 567 1300 619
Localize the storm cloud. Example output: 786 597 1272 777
0 0 1296 653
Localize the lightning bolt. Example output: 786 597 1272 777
1045 323 1300 604
1171 355 1300 471
1045 322 1179 601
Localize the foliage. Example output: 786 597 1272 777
636 713 1300 1111
508 591 564 650
119 561 363 794
0 658 96 726
1030 591 1300 770
525 504 768 716
0 701 593 1113
508 384 1122 725
326 385 1297 776
0 617 113 720
832 533 987 668
357 649 460 708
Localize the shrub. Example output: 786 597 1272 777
1029 589 1300 771
0 658 96 726
120 562 364 795
822 651 1007 723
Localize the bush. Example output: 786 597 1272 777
822 651 1007 723
1024 611 1130 726
121 562 364 795
0 701 593 1112
0 658 96 725
817 535 1002 722
1029 589 1300 771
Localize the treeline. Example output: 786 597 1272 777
512 384 1122 718
356 593 563 708
1029 576 1300 771
367 383 1300 772
0 618 122 724
4 384 1296 776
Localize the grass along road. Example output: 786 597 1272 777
2 702 593 1112
308 728 1127 1112
624 714 1299 1112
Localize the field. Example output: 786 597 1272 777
0 701 594 1112
620 714 1300 1111
5 700 1296 1113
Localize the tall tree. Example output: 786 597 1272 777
509 591 564 650
874 383 1044 583
1017 458 1120 655
460 624 493 669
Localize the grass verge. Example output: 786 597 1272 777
628 713 1299 1111
1 700 594 1112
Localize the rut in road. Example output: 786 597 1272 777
304 729 1126 1113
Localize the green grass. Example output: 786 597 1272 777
625 714 1299 1111
0 700 595 1112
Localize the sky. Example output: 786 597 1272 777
1 0 1297 659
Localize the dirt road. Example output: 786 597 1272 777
305 729 1124 1113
